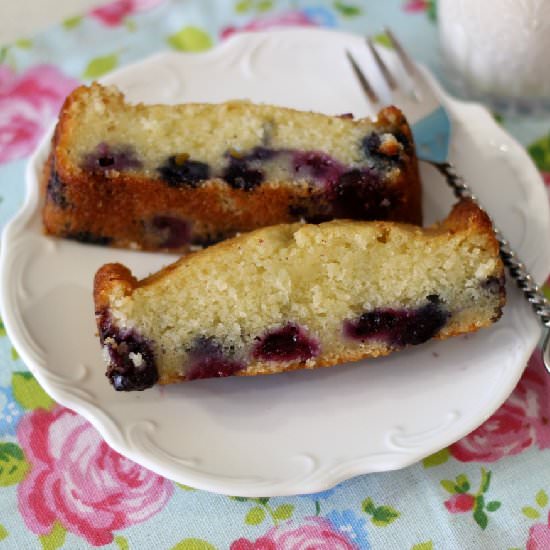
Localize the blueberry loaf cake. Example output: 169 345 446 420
43 83 421 251
94 199 505 391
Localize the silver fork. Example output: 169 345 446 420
346 29 550 374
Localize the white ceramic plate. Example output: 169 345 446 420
2 29 549 497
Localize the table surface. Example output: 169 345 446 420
1 1 550 549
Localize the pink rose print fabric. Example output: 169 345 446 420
231 516 358 550
528 510 550 550
90 0 165 27
0 65 78 164
444 494 475 513
17 406 173 546
403 0 430 12
450 352 550 462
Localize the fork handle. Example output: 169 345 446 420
430 161 550 358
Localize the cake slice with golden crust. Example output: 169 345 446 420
43 83 421 251
94 199 505 391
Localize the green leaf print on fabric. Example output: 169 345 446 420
83 54 118 79
0 45 17 68
520 488 550 545
0 524 7 541
492 502 506 516
528 133 550 172
371 506 400 526
272 504 295 521
245 506 266 525
39 522 67 550
523 506 541 519
114 535 129 550
480 468 491 493
536 489 549 508
257 0 273 12
362 497 376 514
15 39 32 49
492 112 504 125
456 474 470 493
167 27 213 52
427 0 436 22
171 539 217 550
362 498 400 526
62 16 83 30
372 33 394 49
0 442 29 486
411 543 433 550
11 347 19 360
12 372 55 411
176 483 197 491
235 0 253 12
333 1 362 17
473 508 488 529
234 496 295 526
442 469 501 529
0 318 6 337
440 479 457 494
235 0 273 13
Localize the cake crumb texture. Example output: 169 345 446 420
94 199 505 390
43 83 421 252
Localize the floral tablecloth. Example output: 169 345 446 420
1 1 550 548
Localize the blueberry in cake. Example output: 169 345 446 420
43 83 421 251
94 199 505 391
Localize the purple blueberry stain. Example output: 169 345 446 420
330 169 397 220
362 132 401 160
292 151 343 185
149 215 191 249
185 337 244 381
481 275 505 294
46 170 68 209
253 323 320 362
191 232 224 247
344 295 450 347
98 311 158 391
363 133 382 157
84 143 142 172
223 158 264 191
65 231 112 246
362 132 406 176
158 155 210 187
244 146 277 162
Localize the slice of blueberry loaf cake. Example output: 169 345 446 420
94 199 505 391
43 83 421 251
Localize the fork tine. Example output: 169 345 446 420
384 28 417 78
366 37 397 90
345 50 379 104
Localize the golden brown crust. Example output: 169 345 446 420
42 85 422 252
93 263 137 312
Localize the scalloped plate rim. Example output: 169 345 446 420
1 28 549 496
